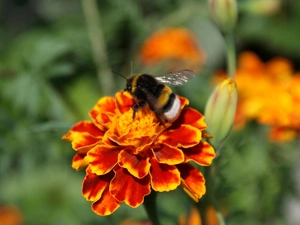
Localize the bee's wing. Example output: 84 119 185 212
154 69 196 86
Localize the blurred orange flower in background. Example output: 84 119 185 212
0 205 23 225
179 206 226 225
119 205 226 225
214 52 300 142
120 219 151 225
63 91 215 216
140 28 205 72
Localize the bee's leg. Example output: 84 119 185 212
132 101 147 119
140 87 167 125
154 112 166 125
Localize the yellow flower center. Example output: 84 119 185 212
118 108 160 136
106 106 166 151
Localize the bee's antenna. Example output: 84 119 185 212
130 61 133 77
112 71 127 80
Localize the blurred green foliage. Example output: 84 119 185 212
1 0 300 225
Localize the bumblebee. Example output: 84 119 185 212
122 69 196 124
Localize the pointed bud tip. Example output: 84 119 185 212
204 78 238 147
209 0 238 33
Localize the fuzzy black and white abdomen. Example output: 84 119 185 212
162 93 181 122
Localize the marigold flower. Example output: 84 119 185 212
62 91 215 216
120 219 151 225
179 207 201 225
269 127 298 143
214 51 300 142
0 205 23 225
179 206 226 225
140 28 205 72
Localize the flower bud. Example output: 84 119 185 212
209 0 238 33
204 78 238 147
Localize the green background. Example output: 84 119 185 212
1 0 300 224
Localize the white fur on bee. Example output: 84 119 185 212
164 95 180 121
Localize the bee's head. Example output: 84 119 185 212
124 78 133 93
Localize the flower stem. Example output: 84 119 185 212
201 164 226 225
81 0 114 94
209 190 226 225
225 32 236 79
143 191 162 225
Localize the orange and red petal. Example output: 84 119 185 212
102 134 119 147
95 112 116 130
152 144 184 165
86 145 120 175
149 157 181 192
62 121 104 151
92 187 121 216
89 97 116 130
110 167 151 208
158 124 201 148
172 108 206 130
183 141 215 166
108 133 153 151
178 96 189 109
89 96 116 119
177 163 206 201
118 150 151 179
82 168 114 202
72 135 102 152
72 153 89 170
269 127 298 143
62 121 104 139
115 91 135 114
